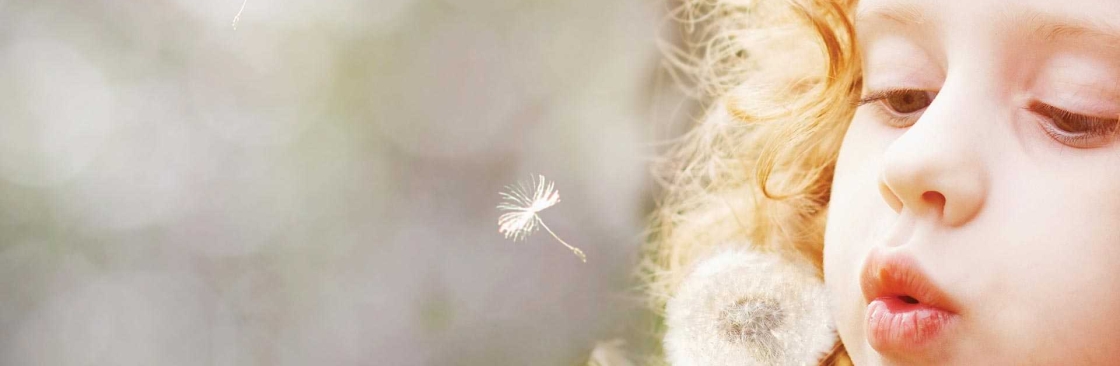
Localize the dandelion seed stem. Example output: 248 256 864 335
537 217 586 263
232 0 248 30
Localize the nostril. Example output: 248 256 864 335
899 295 919 304
921 191 946 208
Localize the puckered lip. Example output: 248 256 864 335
859 247 959 314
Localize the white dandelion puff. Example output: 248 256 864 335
497 174 586 263
232 0 248 30
664 248 835 366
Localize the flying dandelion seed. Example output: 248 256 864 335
232 0 248 30
497 175 586 263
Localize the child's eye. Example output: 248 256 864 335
882 90 933 114
1027 100 1120 148
857 89 936 127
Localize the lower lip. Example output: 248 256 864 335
866 296 957 353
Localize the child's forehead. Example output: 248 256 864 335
853 0 1120 51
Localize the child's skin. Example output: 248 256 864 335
824 0 1120 364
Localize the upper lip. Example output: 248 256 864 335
860 248 959 313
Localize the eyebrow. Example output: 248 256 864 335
1019 11 1120 49
854 3 925 28
855 4 1120 50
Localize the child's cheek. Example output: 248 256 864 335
823 111 899 361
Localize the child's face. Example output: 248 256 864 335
824 0 1120 364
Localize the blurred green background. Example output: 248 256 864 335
0 0 693 364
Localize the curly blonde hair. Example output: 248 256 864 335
642 0 861 364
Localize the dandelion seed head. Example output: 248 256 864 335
720 296 785 355
663 248 834 366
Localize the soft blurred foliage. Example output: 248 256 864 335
0 0 691 364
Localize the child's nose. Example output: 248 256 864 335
877 91 990 227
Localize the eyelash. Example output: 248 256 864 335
855 89 932 127
856 89 1120 148
1026 101 1120 148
